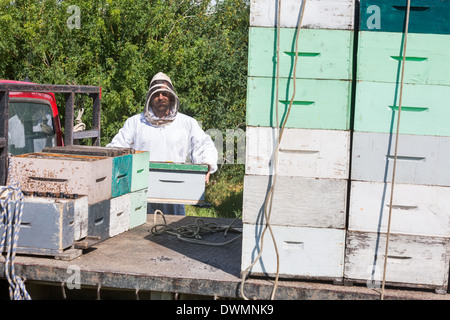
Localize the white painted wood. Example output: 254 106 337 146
109 193 131 237
9 153 112 204
344 231 450 289
250 0 355 30
148 171 206 201
245 126 350 179
73 195 89 241
242 224 346 279
349 181 450 237
243 175 347 228
351 131 450 186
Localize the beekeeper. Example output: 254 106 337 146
107 72 218 215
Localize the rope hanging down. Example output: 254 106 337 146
240 0 307 300
0 156 31 300
380 0 411 301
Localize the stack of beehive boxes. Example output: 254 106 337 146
6 146 149 257
241 0 355 282
344 0 450 293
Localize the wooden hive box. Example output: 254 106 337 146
9 152 112 205
250 0 355 30
130 151 150 192
248 27 354 81
351 132 450 186
147 162 209 203
109 193 131 237
359 0 450 35
129 188 148 229
0 196 75 255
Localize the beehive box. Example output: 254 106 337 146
344 230 450 293
9 153 112 205
131 151 150 192
87 199 110 242
359 0 450 34
242 224 346 281
109 193 131 237
129 188 148 229
246 126 350 179
0 196 75 255
243 175 347 229
250 0 355 30
43 146 135 198
147 162 208 202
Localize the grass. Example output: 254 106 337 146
185 165 244 219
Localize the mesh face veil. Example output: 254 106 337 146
144 72 180 126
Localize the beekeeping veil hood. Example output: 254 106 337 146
144 72 180 127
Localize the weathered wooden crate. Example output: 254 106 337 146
245 126 350 179
243 175 347 229
351 131 450 186
353 82 450 136
131 151 150 192
242 223 346 282
9 153 112 205
147 162 208 203
250 0 355 30
0 196 75 255
248 27 353 80
344 230 450 293
43 146 134 198
359 0 450 34
349 181 450 238
109 193 131 237
129 188 148 229
246 77 352 130
87 199 110 242
357 32 450 86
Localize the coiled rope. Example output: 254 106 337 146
0 155 31 300
380 0 411 301
150 210 242 246
240 0 307 300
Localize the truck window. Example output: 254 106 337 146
8 100 57 155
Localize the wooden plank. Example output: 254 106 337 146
354 82 450 136
357 31 450 85
344 230 450 291
242 223 346 280
250 0 355 30
246 77 352 130
43 145 135 157
243 175 347 229
351 131 450 186
248 27 353 80
9 153 112 204
245 126 350 179
359 0 450 34
149 161 209 172
349 181 450 237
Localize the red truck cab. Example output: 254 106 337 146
1 79 64 155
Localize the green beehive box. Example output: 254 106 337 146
131 151 150 192
129 188 148 229
148 162 209 203
357 31 450 85
248 27 354 80
111 154 132 198
360 0 450 35
354 81 450 136
246 76 352 130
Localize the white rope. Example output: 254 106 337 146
380 0 411 301
0 156 31 300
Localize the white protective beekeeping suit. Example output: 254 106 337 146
107 72 218 215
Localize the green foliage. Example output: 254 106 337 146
0 0 249 218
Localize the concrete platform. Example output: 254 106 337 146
0 214 448 300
